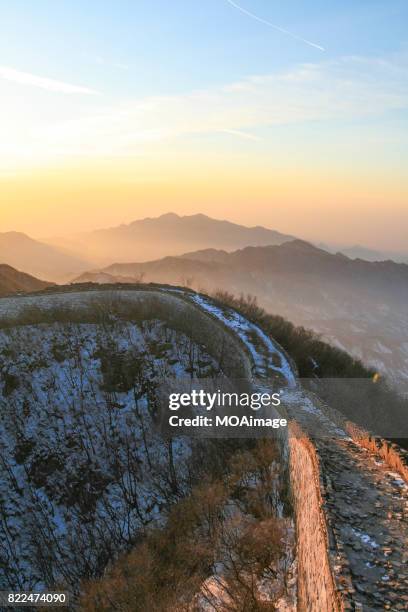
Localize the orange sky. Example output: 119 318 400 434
1 156 407 250
1 43 407 251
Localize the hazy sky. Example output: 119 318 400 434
0 1 407 249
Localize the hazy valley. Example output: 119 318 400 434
44 213 295 270
73 232 408 391
2 212 408 391
3 212 408 391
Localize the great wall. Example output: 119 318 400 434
0 284 407 611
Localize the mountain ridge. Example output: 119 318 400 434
45 212 296 267
80 239 408 290
74 240 408 388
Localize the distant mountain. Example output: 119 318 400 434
0 264 53 297
75 240 408 389
0 232 91 282
339 245 408 264
179 248 231 264
77 240 408 297
50 213 295 266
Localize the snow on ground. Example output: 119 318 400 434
189 293 296 387
0 287 321 605
351 528 379 549
0 318 219 591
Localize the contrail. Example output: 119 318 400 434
225 0 325 51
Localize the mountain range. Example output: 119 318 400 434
332 244 408 264
1 214 295 282
45 213 295 267
2 213 408 387
75 240 408 389
3 214 407 283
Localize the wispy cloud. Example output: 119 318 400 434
35 53 407 156
225 0 325 51
0 65 99 94
1 52 407 167
220 129 261 141
92 55 129 70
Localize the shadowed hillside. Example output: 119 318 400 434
75 240 408 388
0 264 53 296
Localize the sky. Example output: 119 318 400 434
0 0 407 250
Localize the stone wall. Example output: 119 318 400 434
7 286 404 610
0 288 253 380
287 424 344 612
